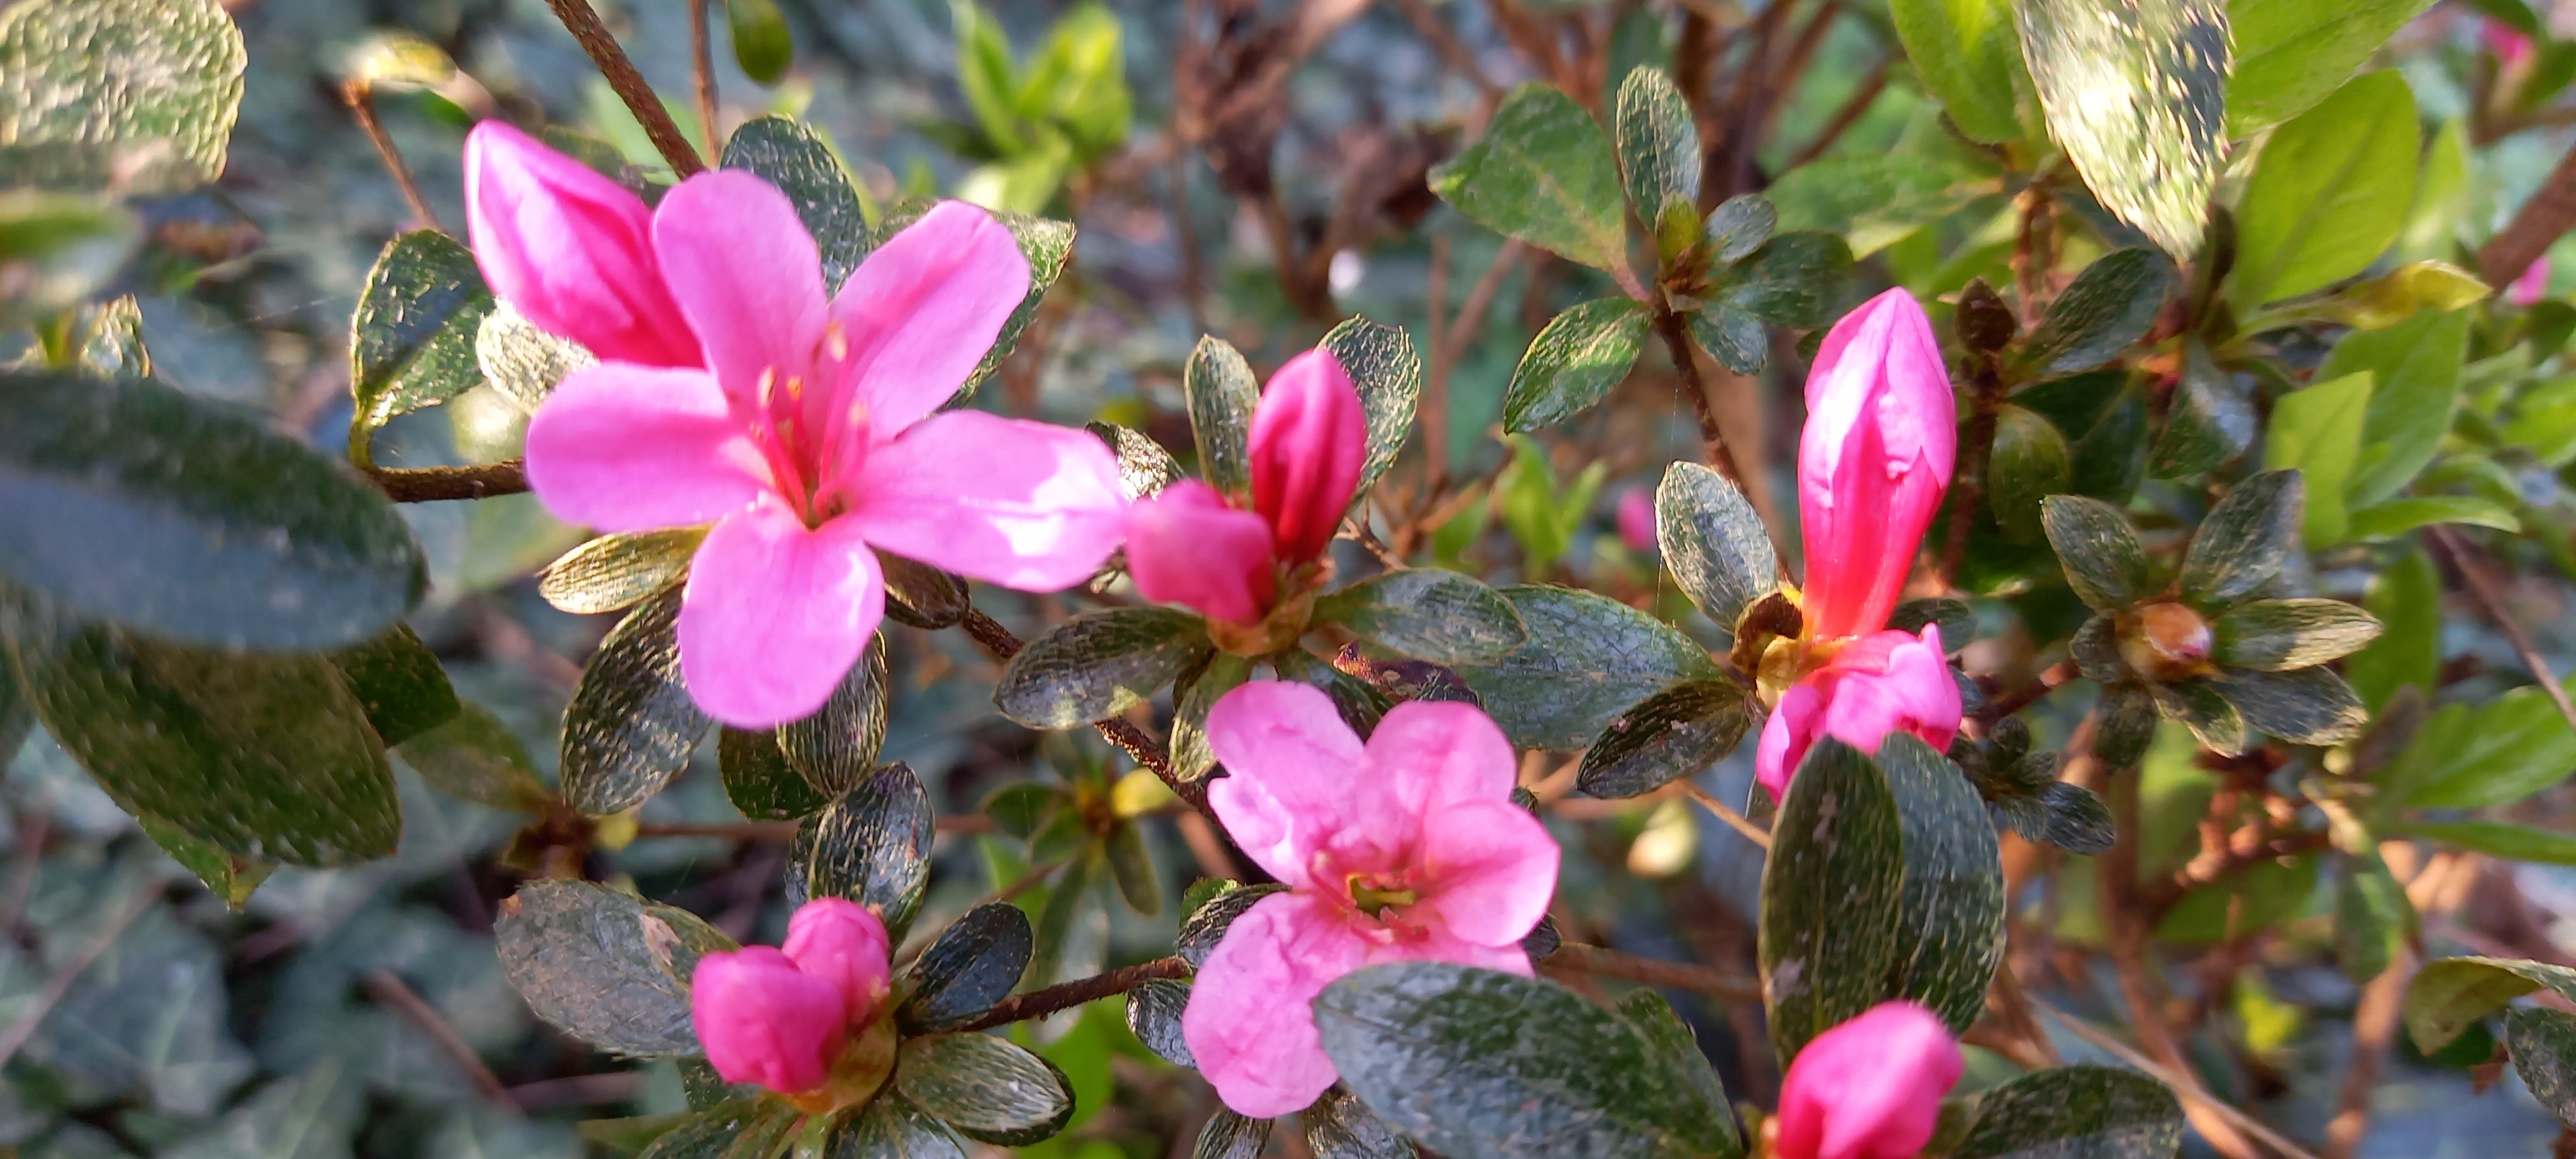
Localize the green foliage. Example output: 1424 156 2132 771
1431 83 1630 272
1655 461 1779 633
725 0 793 86
1454 586 1721 750
2228 0 2433 133
994 607 1212 730
1760 739 1907 1060
1311 569 1528 666
1950 1065 2185 1157
2231 71 2420 307
0 0 246 194
1891 0 2026 142
721 117 869 288
348 231 493 457
495 880 735 1059
2015 0 2229 257
1504 297 1651 432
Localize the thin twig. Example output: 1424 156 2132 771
687 0 721 162
631 816 996 842
952 956 1193 1032
958 608 1202 814
542 0 705 176
368 460 531 503
2032 999 2325 1159
340 82 442 233
365 968 516 1108
1677 779 1771 850
2428 525 2576 733
1940 354 2005 589
1978 659 2079 724
0 885 158 1069
2324 952 2409 1159
1650 306 1755 491
2011 184 2054 329
1788 56 1891 167
2481 140 2576 288
1537 942 1763 999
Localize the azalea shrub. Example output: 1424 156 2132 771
17 0 2576 1157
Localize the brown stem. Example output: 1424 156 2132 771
1678 779 1772 850
2011 184 2054 328
2427 525 2576 733
542 0 705 176
1650 305 1754 491
1978 659 2078 723
1537 942 1762 999
2481 142 2576 288
958 608 1204 815
1788 57 1891 168
2032 997 2326 1159
1754 1 1842 149
1940 364 2002 590
688 0 721 162
341 82 443 233
368 460 531 503
365 968 516 1107
2143 829 2331 923
2324 952 2409 1159
952 956 1192 1032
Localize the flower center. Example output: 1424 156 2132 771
750 323 867 527
1347 876 1419 918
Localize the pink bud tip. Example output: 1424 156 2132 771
1126 479 1280 624
1616 487 1658 552
781 898 894 1028
1776 1001 1964 1159
689 947 848 1093
2488 21 2536 68
1797 288 1956 642
462 120 698 368
2514 256 2552 306
1754 625 1962 802
1249 348 1367 565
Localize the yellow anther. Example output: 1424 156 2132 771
824 322 850 363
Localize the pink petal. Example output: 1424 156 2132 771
1126 480 1277 624
1363 701 1519 816
1413 798 1559 946
677 504 884 728
843 410 1126 590
463 121 697 368
1203 681 1372 890
1248 348 1367 564
1798 288 1955 640
1616 487 1658 552
1816 627 1962 760
1180 891 1370 1118
2514 256 2552 306
1377 919 1536 977
653 170 829 409
828 201 1032 435
690 946 847 1093
1775 1001 1962 1159
1756 679 1825 804
781 898 893 1026
523 363 772 532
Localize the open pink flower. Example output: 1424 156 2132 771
1180 682 1560 1117
1755 627 1961 801
690 898 892 1093
1774 1001 1963 1159
1125 349 1363 625
468 123 1128 728
1797 287 1955 642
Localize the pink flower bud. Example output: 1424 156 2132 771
462 121 699 368
2514 256 2552 306
690 946 847 1093
1616 486 1658 552
2488 21 2535 69
1776 1001 1962 1159
780 898 893 1028
1798 288 1956 641
1126 479 1279 624
1755 626 1961 802
1249 348 1367 565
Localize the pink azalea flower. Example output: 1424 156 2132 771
1754 627 1962 802
1616 485 1658 552
1774 1001 1963 1159
466 123 1128 728
1180 682 1560 1117
2514 256 2553 306
689 899 893 1093
1126 348 1365 625
1797 287 1955 643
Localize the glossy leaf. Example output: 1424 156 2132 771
2506 1006 2576 1125
1879 735 2007 1035
331 624 459 747
1576 679 1757 799
1184 335 1259 495
2379 677 2576 809
899 903 1033 1033
539 529 705 616
1430 82 1630 271
1950 1064 2184 1158
349 231 494 438
829 1093 969 1159
1126 977 1196 1068
2209 666 2367 746
894 1032 1075 1146
2148 341 2255 478
879 551 971 630
720 117 866 288
2228 0 2434 133
1304 1086 1417 1159
1656 460 1779 633
1086 421 1184 504
2210 599 2381 671
1321 316 1423 502
1717 231 1854 330
994 607 1211 730
2344 495 2521 540
1170 649 1253 784
399 701 553 811
1453 585 1724 750
1313 569 1527 666
1989 405 2075 542
777 637 888 794
796 762 936 940
724 0 793 88
2179 470 2302 607
560 587 711 815
2015 0 2229 257
2041 496 2154 611
476 302 594 413
2232 71 2420 306
1193 1110 1271 1159
717 726 829 820
1892 0 2026 142
0 0 247 194
2318 308 2469 507
494 880 735 1058
2022 249 2174 375
2404 956 2576 1053
1503 297 1652 432
1613 66 1699 221
2263 373 2372 547
1760 739 1906 1060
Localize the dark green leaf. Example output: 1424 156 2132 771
1718 231 1853 329
635 1100 800 1159
399 701 552 811
1656 460 1779 632
1879 735 2007 1035
829 1093 968 1159
1891 0 2025 142
2232 70 2420 306
1185 335 1260 495
331 624 458 747
560 587 711 815
2394 821 2576 865
980 781 1063 840
476 303 594 413
1950 1064 2184 1158
1890 598 1976 651
796 762 936 940
895 1033 1075 1145
2149 341 2255 478
1761 739 1907 1060
1577 679 1756 798
350 231 493 438
721 117 863 288
1178 883 1289 968
2022 249 2173 374
1304 1086 1417 1159
900 903 1032 1033
2228 0 2434 133
2210 598 2381 671
1429 82 1631 270
777 637 887 794
2405 956 2576 1053
539 530 705 616
1126 977 1196 1068
2150 678 2247 754
2320 306 2469 507
136 812 272 905
1454 585 1723 750
1193 1110 1271 1159
2179 470 2302 607
0 0 247 194
1990 406 2075 542
2345 547 2439 709
1314 569 1528 665
2041 496 2153 611
1504 297 1652 432
0 371 426 650
2094 682 2159 767
1615 991 1739 1156
1685 300 1768 374
494 880 736 1058
1704 195 1776 265
1614 67 1699 220
2015 0 2228 257
2334 854 2411 983
2506 1006 2576 1125
1084 420 1184 504
1107 818 1162 916
718 726 830 820
1321 316 1423 501
994 606 1213 730
725 0 793 86
2210 666 2366 746
1315 963 1744 1158
1171 649 1253 783
879 551 971 630
1767 151 1994 259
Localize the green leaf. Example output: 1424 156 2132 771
2380 679 2576 809
1891 0 2027 142
829 1093 968 1159
1949 1064 2184 1158
895 1033 1075 1146
1576 679 1758 798
1614 990 1739 1155
1126 977 1195 1068
0 0 247 194
399 701 553 811
1193 1111 1272 1159
2316 259 2491 330
539 529 706 616
2404 956 2576 1052
2505 1006 2576 1124
2210 598 2382 671
1613 67 1699 223
1430 82 1631 271
1656 461 1779 633
898 903 1032 1033
476 303 593 413
1178 881 1289 968
1321 316 1424 502
1891 598 1978 652
2020 249 2175 374
796 762 936 941
2040 496 2153 611
1503 297 1652 432
1106 817 1161 915
331 624 459 747
1312 569 1528 665
993 607 1212 730
777 638 887 794
1171 650 1253 783
2263 372 2374 547
1303 1086 1418 1159
1685 299 1768 375
2232 70 2420 306
1761 739 1907 1060
2149 341 2255 478
879 551 971 630
1453 585 1723 750
32 628 399 866
0 371 426 650
2334 854 2412 983
1718 231 1855 330
719 117 864 288
1084 420 1184 504
1989 406 2075 542
635 1100 800 1159
2209 666 2367 746
717 726 830 820
1184 335 1259 496
2014 0 2229 257
2345 495 2522 540
724 0 793 86
1767 153 1994 259
349 231 494 442
559 587 712 816
494 880 734 1058
1314 963 1745 1158
2319 308 2468 507
2346 547 2439 712
2179 469 2303 607
1879 735 2007 1035
2226 0 2434 134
